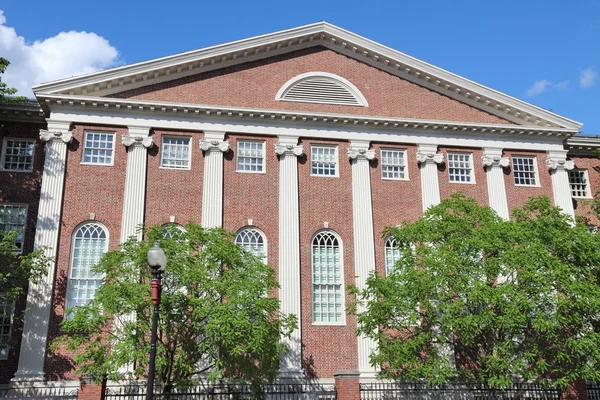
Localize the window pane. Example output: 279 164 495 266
0 204 27 252
235 228 266 260
311 146 337 176
568 169 589 198
0 294 14 360
512 156 537 186
237 141 265 172
448 153 473 183
82 132 115 165
381 149 406 179
385 237 401 275
161 137 191 169
312 231 343 322
2 139 35 171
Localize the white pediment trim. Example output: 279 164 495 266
32 22 582 130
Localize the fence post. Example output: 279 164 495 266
561 379 589 400
78 375 106 400
334 370 360 400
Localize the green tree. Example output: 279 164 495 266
0 58 27 103
0 231 47 301
53 223 296 393
350 194 600 389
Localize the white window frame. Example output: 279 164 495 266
65 222 109 314
381 148 408 181
384 236 401 276
160 136 192 170
512 155 540 187
81 131 116 166
568 169 592 199
310 145 339 178
0 137 36 172
0 293 15 360
447 152 475 184
235 227 267 263
236 140 266 174
311 230 345 326
0 203 28 254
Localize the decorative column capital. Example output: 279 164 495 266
546 150 574 171
39 129 73 144
347 147 376 161
416 144 443 165
122 135 154 148
200 139 230 153
275 143 304 157
482 148 509 168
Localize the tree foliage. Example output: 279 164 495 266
0 58 27 103
0 231 47 301
53 223 297 392
350 194 600 389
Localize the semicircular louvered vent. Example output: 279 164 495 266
276 72 368 107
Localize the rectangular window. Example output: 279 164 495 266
512 156 538 186
0 204 27 253
381 149 407 180
161 136 191 169
0 294 14 360
236 140 265 173
569 169 591 198
448 152 474 183
1 138 35 172
311 145 338 177
82 131 115 165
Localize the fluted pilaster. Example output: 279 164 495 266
200 132 229 229
417 144 443 212
13 121 73 382
275 137 303 377
546 150 575 219
482 148 510 220
348 141 377 378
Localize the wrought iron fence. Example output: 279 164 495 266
104 382 336 400
360 382 560 400
588 383 600 400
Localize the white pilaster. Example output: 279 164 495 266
348 141 377 378
13 121 73 382
200 131 229 229
117 127 153 375
546 150 575 219
274 137 304 377
482 148 510 220
416 144 444 212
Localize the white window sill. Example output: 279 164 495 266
81 162 115 167
514 183 541 188
312 321 346 326
382 177 409 181
236 169 266 174
159 166 191 171
0 169 34 173
448 180 476 185
310 174 339 178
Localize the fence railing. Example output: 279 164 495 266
0 386 78 400
104 382 336 400
588 383 600 400
360 382 560 400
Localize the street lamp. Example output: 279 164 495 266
146 242 166 400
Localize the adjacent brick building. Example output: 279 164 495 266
1 22 598 398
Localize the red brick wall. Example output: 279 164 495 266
113 47 511 126
0 120 45 384
570 155 600 225
503 150 554 215
298 138 358 378
222 133 280 294
370 143 422 277
45 124 128 380
144 129 204 227
438 147 489 206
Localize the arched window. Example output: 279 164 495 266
312 230 344 324
235 227 267 261
385 236 401 275
162 223 185 239
276 72 368 107
66 222 108 311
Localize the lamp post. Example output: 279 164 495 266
146 242 166 400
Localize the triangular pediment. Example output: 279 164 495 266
33 22 581 130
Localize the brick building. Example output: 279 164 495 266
1 22 599 397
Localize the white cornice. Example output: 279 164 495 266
0 101 45 123
38 93 578 139
32 22 581 130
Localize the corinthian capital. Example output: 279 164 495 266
200 139 230 153
39 129 73 144
347 147 376 161
275 143 304 157
122 135 154 148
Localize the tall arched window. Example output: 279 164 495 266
66 222 108 311
161 223 185 239
235 227 267 261
385 236 401 275
312 230 344 324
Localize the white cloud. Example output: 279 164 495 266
526 79 552 96
580 67 597 88
0 10 120 98
554 80 570 89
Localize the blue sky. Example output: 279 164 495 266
1 0 598 133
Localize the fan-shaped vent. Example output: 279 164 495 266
276 72 368 107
